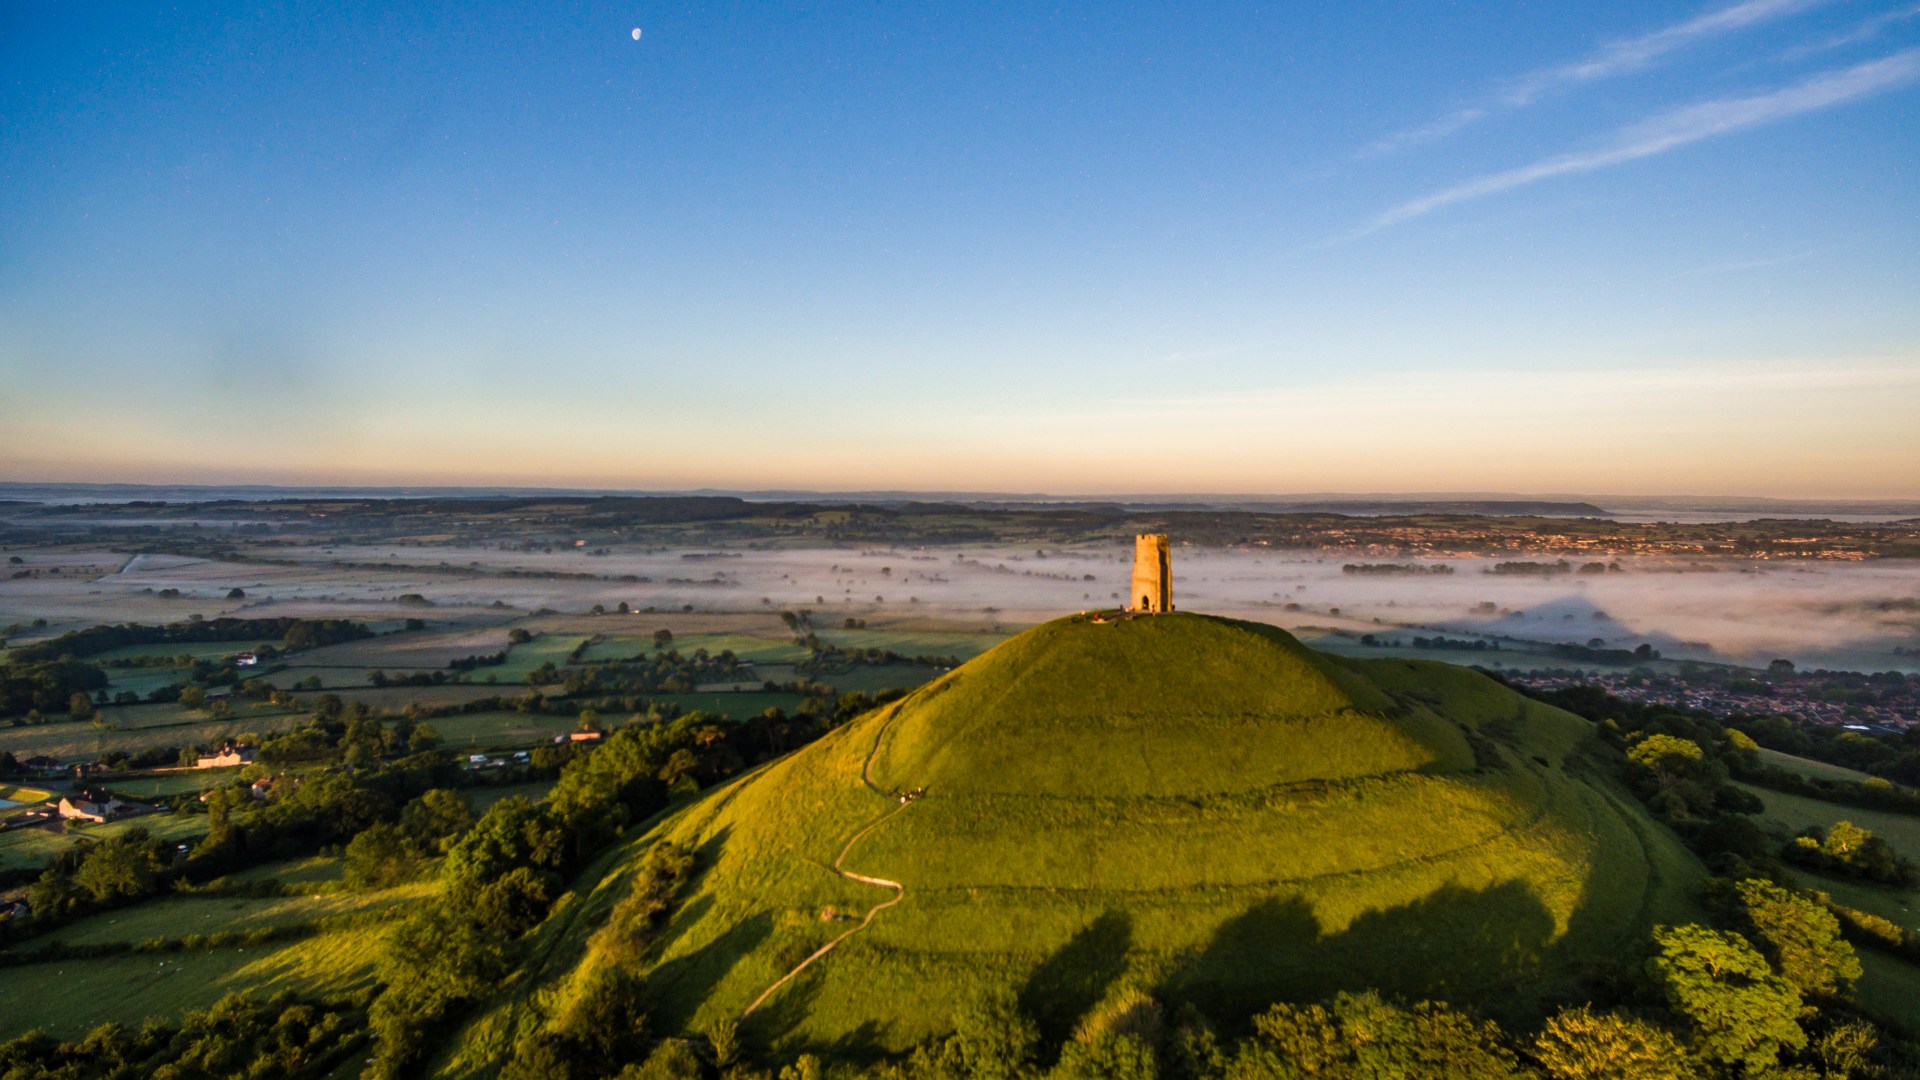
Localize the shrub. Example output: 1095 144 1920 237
1530 1006 1691 1080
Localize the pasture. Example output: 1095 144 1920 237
428 710 594 750
578 632 813 666
816 627 1006 659
93 640 277 664
651 691 809 719
1738 782 1920 864
1754 747 1877 783
107 769 245 799
0 708 309 763
471 780 557 811
229 853 346 885
1857 952 1920 1030
0 813 211 873
491 634 592 681
27 880 435 950
0 924 390 1040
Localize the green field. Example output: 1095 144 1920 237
1740 777 1920 998
815 628 1006 659
812 662 942 694
0 924 388 1040
28 881 435 949
102 667 190 698
94 700 303 732
1807 873 1919 933
578 633 814 666
107 769 246 799
651 691 809 719
0 708 308 762
93 641 278 664
1755 747 1877 783
272 665 446 690
442 613 1705 1067
1738 782 1920 865
470 781 556 811
0 785 54 805
1739 776 1920 1025
1857 951 1920 1030
490 635 592 681
229 853 346 886
0 813 212 873
429 710 596 750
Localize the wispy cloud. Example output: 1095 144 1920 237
1364 48 1920 232
1658 249 1820 281
1781 3 1920 59
1368 0 1831 155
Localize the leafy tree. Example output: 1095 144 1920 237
344 822 420 890
369 904 511 1076
473 865 560 936
1530 1006 1691 1080
0 658 110 717
1786 821 1917 886
499 1034 579 1080
1810 1021 1879 1079
400 788 475 853
1165 1005 1227 1080
71 831 163 902
774 1053 825 1080
1646 924 1806 1074
68 691 96 719
1232 992 1523 1079
1627 734 1705 773
615 1040 709 1078
947 990 1040 1080
409 721 441 753
1053 1033 1158 1079
1729 878 1860 998
441 796 568 901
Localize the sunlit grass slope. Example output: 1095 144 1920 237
460 613 1704 1066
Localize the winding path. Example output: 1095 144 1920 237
739 706 917 1018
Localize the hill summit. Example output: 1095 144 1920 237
461 613 1703 1063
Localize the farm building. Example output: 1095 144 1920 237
57 788 148 822
196 742 255 769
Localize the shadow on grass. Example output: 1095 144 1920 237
1166 880 1560 1030
644 910 774 1033
1019 909 1133 1044
643 826 733 961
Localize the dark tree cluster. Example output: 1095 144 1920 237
0 992 362 1079
7 617 372 664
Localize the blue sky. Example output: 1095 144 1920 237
3 1 1916 495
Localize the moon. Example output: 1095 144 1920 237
630 27 642 40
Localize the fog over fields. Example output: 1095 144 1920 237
8 542 1916 674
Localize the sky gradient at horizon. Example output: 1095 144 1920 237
3 1 1917 496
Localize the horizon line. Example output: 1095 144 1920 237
4 480 1920 512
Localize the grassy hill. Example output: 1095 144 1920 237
440 612 1704 1070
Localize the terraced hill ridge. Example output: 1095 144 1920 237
443 613 1705 1069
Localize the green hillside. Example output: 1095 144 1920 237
443 613 1704 1070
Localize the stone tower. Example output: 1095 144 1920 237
1129 534 1172 613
